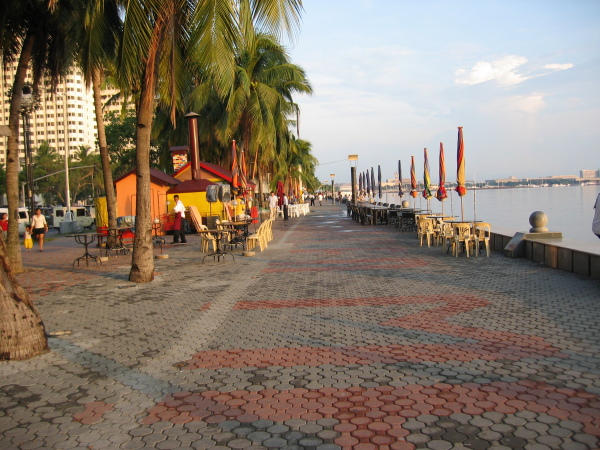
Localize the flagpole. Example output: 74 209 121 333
473 173 477 222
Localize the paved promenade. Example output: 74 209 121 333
2 204 600 449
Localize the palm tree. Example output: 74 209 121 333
0 0 78 359
223 29 311 202
118 0 304 283
74 0 122 234
0 0 77 271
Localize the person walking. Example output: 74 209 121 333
309 193 315 206
283 193 289 221
0 213 8 242
31 208 48 251
23 224 33 251
318 193 323 206
172 195 187 244
269 192 278 219
593 192 600 239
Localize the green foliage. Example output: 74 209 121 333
103 110 161 178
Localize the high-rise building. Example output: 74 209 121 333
0 62 99 166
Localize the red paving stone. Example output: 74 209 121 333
142 382 600 446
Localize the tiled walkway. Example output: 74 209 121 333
2 204 599 449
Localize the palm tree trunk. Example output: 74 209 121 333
129 23 163 283
0 239 48 360
5 36 35 273
92 68 118 230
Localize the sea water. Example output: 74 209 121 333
382 185 600 246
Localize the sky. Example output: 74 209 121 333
287 0 600 184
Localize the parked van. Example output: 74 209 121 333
0 207 30 236
42 206 95 230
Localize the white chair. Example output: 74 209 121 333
198 224 217 252
473 223 491 257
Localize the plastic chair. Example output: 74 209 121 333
198 224 217 252
438 222 454 252
473 222 491 257
451 223 474 257
417 218 436 247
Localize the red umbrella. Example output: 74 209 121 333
276 180 284 207
436 142 448 202
231 140 239 191
410 155 418 199
455 127 466 196
455 126 467 220
239 149 248 192
422 148 432 200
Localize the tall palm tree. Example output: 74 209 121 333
74 0 122 233
0 0 77 360
224 30 311 201
118 0 304 283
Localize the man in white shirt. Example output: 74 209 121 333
268 192 278 219
283 193 289 221
172 195 187 244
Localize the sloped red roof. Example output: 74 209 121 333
174 161 256 189
114 168 181 186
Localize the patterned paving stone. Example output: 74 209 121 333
1 205 599 448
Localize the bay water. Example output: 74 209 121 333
383 185 600 247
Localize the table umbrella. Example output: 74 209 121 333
422 148 432 200
239 149 248 192
410 156 418 209
455 126 467 220
365 170 370 197
231 140 239 192
276 180 284 207
398 160 404 198
436 142 448 214
371 167 375 200
378 165 382 199
359 172 363 194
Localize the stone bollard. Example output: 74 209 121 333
529 211 548 232
504 210 562 258
402 200 410 208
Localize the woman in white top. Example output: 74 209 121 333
31 208 48 251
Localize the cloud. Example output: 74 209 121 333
455 55 529 86
543 63 574 70
483 93 547 115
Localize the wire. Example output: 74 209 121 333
317 158 347 166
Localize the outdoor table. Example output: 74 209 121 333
366 206 389 225
104 226 133 257
444 220 483 255
221 220 251 251
152 222 165 252
67 233 102 267
198 229 235 262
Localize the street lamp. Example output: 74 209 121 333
20 84 36 219
348 155 358 204
330 174 335 204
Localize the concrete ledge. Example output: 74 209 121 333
492 230 600 280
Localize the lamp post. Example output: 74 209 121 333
348 155 358 204
330 174 335 204
20 84 36 219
